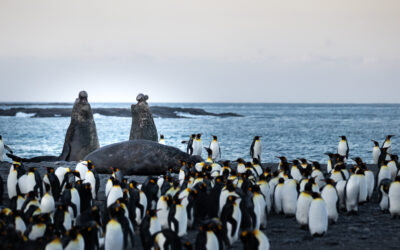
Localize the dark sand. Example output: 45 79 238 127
0 161 399 249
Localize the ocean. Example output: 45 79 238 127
0 103 399 164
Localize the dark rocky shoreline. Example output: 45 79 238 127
0 161 399 249
0 106 242 118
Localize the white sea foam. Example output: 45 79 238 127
93 113 106 118
174 112 212 118
15 112 36 117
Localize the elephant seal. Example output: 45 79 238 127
129 93 158 141
59 91 100 161
83 139 202 175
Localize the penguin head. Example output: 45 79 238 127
386 135 394 140
240 230 259 249
299 158 308 164
196 134 202 139
390 154 398 161
352 157 363 166
395 176 400 182
222 160 231 167
355 168 365 176
87 160 94 169
276 156 287 162
312 161 320 170
212 135 218 140
311 192 321 199
160 134 164 139
190 134 196 139
340 136 347 140
304 182 313 192
371 140 379 147
325 178 336 186
236 158 245 164
46 167 55 173
252 158 260 165
278 178 285 184
253 136 261 141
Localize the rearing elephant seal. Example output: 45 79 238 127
59 91 100 161
129 93 158 141
83 139 203 175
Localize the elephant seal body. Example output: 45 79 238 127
129 93 158 141
60 91 100 161
84 140 202 175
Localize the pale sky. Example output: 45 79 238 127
0 0 399 103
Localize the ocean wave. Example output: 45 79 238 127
174 112 212 118
15 112 36 117
93 113 106 118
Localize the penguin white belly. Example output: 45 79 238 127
378 167 391 187
321 185 339 223
149 216 161 235
258 182 271 213
330 171 344 183
291 168 302 182
255 230 270 250
105 220 124 250
282 181 297 216
357 175 368 203
326 160 332 174
365 170 375 200
237 164 246 174
252 196 262 230
7 170 18 199
18 174 36 194
335 180 346 210
312 170 325 189
268 178 278 201
40 193 55 214
372 147 380 164
175 204 188 237
206 231 219 250
345 175 359 212
273 185 284 214
228 203 241 245
253 141 262 160
337 141 348 157
389 182 400 217
308 199 328 236
219 190 239 216
383 141 391 160
71 188 81 217
388 162 397 181
64 211 72 231
16 196 25 210
296 192 313 226
55 167 69 185
29 224 46 240
156 198 170 229
154 232 167 250
84 171 96 199
45 238 63 250
136 192 147 224
210 141 220 160
107 187 123 208
159 139 165 145
105 179 112 197
15 216 26 234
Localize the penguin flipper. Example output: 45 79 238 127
6 153 22 162
4 145 13 154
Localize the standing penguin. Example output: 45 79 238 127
273 178 285 214
195 224 220 250
321 179 339 224
168 195 187 237
372 140 381 164
282 179 298 217
0 135 13 162
182 134 196 155
345 173 359 215
193 134 203 156
382 135 394 161
378 179 391 212
209 136 221 161
221 195 242 246
389 176 400 218
308 192 328 237
250 136 262 162
377 161 391 188
40 183 55 214
296 182 313 228
337 136 349 160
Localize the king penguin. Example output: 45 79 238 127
296 182 313 228
337 136 349 160
321 178 339 224
382 135 394 161
372 140 381 164
250 136 262 162
345 173 359 215
308 192 328 237
282 179 298 217
240 230 270 250
209 135 221 161
105 218 124 250
193 134 203 156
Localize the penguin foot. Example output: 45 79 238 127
300 225 308 230
347 211 358 216
312 232 325 237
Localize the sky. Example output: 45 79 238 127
0 0 399 103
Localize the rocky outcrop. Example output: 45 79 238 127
129 94 158 141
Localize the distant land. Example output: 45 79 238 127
0 106 242 118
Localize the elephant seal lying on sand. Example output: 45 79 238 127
83 139 202 175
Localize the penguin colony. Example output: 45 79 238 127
0 134 399 250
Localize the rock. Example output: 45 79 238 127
129 93 158 141
83 139 202 175
59 91 100 161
